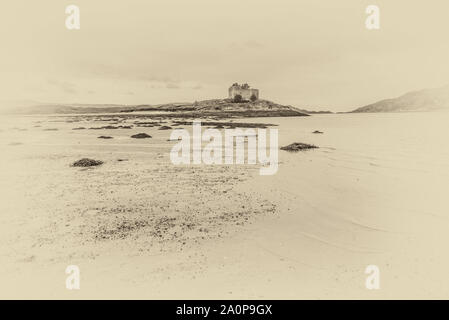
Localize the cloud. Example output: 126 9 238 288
228 40 264 50
166 83 180 89
47 79 78 94
245 40 264 48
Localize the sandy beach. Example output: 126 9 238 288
1 111 448 299
2 0 449 306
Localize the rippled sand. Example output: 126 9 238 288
1 112 448 298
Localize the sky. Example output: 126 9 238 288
1 0 449 112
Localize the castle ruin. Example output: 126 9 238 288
228 83 259 101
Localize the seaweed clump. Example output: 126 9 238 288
131 133 152 139
72 158 104 167
280 143 318 152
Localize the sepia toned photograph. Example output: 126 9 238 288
1 0 449 304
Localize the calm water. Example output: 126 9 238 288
249 112 449 220
244 112 449 297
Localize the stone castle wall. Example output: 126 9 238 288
229 87 259 100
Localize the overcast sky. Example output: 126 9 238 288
1 0 449 111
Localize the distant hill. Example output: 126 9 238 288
5 103 128 114
351 85 449 113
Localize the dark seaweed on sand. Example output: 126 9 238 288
280 143 318 152
89 125 132 130
131 133 152 139
72 158 104 167
172 121 275 129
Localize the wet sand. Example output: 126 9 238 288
0 113 276 298
1 112 449 299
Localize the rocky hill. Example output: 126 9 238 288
4 99 308 118
351 85 449 113
124 99 308 118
